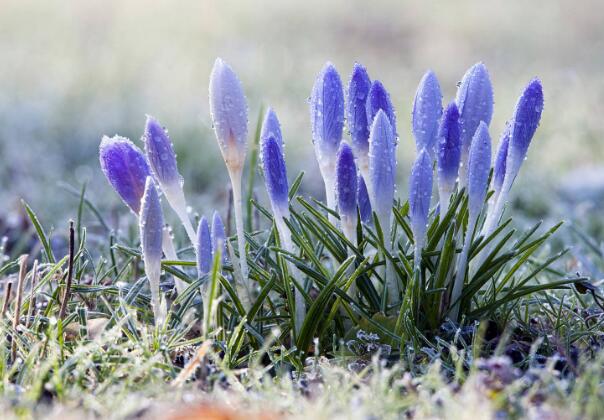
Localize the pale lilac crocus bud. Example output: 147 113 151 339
409 149 433 270
209 58 250 302
261 107 283 148
368 110 396 225
451 122 491 321
211 211 226 264
366 80 396 135
436 102 461 218
335 142 358 244
310 62 344 218
99 135 150 215
347 63 371 175
412 70 443 156
139 177 165 324
260 110 289 218
197 216 212 277
357 175 372 224
455 63 493 187
492 124 510 201
143 116 196 243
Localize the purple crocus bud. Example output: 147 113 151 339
139 177 164 322
144 116 181 187
209 58 248 172
493 124 510 196
197 216 212 276
409 149 433 257
366 80 396 135
335 142 358 227
261 107 283 148
347 63 371 162
368 110 396 221
505 78 543 187
99 135 151 214
211 211 227 263
437 102 461 198
260 115 289 217
455 63 494 185
412 70 443 155
357 175 372 224
467 122 492 219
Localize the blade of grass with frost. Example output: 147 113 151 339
310 62 344 224
482 79 543 238
409 149 433 271
357 174 372 224
455 63 493 187
450 122 491 322
335 142 358 297
436 102 461 220
368 110 397 300
346 63 371 179
139 177 166 325
260 109 305 334
412 70 443 158
99 135 184 294
209 57 251 306
143 116 196 244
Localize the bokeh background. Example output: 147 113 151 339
1 0 603 234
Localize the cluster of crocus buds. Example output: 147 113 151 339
100 56 543 328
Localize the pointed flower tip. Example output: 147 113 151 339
99 135 151 215
140 177 164 263
368 109 396 217
467 122 492 217
261 134 289 215
347 63 371 155
437 102 461 188
409 149 433 241
143 115 180 187
366 80 396 134
357 175 372 224
509 78 544 169
335 142 358 218
311 62 344 160
197 216 212 276
412 70 443 154
209 58 248 167
261 107 283 147
211 211 227 262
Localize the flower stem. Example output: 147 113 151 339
229 168 251 309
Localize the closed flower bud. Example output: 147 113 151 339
412 70 443 155
197 216 212 276
366 80 396 135
261 107 283 148
467 122 492 219
456 63 494 184
144 115 181 187
209 58 248 172
505 78 543 186
211 211 227 263
368 110 396 221
335 142 358 223
139 177 164 322
437 102 461 196
493 124 510 196
99 135 151 214
409 149 433 252
347 63 371 160
260 110 289 216
357 175 372 224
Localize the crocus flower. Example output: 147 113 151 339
139 177 165 324
209 58 250 303
99 135 150 215
261 107 283 148
197 216 212 277
211 211 226 263
347 63 371 173
409 149 433 270
357 175 372 224
412 70 443 156
451 122 491 321
492 124 510 200
310 62 344 217
366 80 396 135
436 102 461 218
143 116 196 243
368 110 396 225
455 63 493 186
260 113 289 217
335 142 358 243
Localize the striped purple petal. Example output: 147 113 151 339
412 70 443 154
467 122 492 218
197 216 212 276
335 142 358 219
347 63 371 155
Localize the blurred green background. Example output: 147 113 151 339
1 0 603 230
